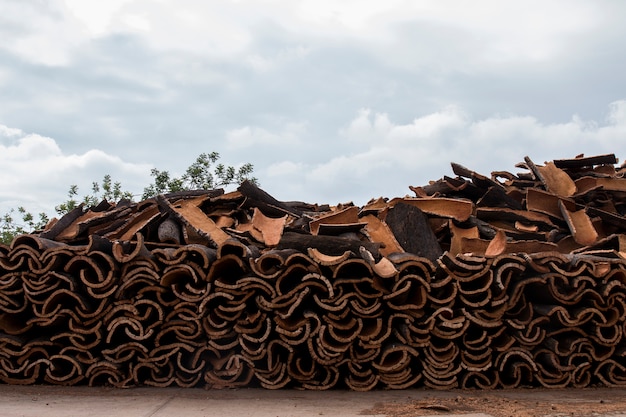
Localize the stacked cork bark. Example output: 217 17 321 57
0 154 625 389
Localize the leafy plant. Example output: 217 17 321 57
55 175 133 215
141 152 257 199
1 207 49 245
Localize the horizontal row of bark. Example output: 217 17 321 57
1 235 625 389
0 153 625 389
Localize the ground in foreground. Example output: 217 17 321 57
1 385 626 417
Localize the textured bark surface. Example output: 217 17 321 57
1 153 626 390
384 202 443 261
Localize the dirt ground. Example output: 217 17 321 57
365 388 626 417
2 385 626 417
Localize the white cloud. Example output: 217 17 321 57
0 125 152 217
3 100 626 220
420 1 597 64
225 122 306 149
340 109 393 144
0 125 23 138
341 106 469 146
5 0 604 70
260 100 626 205
63 0 136 35
246 46 311 72
607 100 626 126
266 161 305 177
0 1 86 66
261 161 310 201
120 13 151 33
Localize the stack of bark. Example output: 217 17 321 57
0 153 625 389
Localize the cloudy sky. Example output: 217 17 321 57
2 0 626 219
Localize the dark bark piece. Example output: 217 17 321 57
420 176 485 201
316 223 367 236
39 205 85 240
157 218 182 244
309 206 359 235
421 176 469 195
553 154 617 169
78 207 134 237
471 172 501 191
91 200 115 212
586 206 626 229
238 180 301 217
476 207 557 230
283 201 329 213
85 217 130 239
451 162 474 178
162 189 224 200
385 202 443 261
476 186 524 210
109 204 162 241
451 162 500 190
393 197 473 222
523 155 543 182
276 231 381 257
454 182 487 202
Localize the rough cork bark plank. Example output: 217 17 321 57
38 205 86 241
476 186 524 210
391 197 473 222
559 200 599 246
157 195 230 247
449 221 480 256
277 232 381 257
307 248 352 265
586 206 626 229
238 180 301 217
575 176 626 193
523 156 544 184
251 207 287 247
482 230 507 257
309 206 359 235
384 202 443 262
553 153 617 169
476 207 556 230
536 161 577 197
451 162 502 190
316 223 368 236
525 188 576 219
361 214 404 256
111 204 162 242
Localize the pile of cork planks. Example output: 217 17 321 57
0 153 625 389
